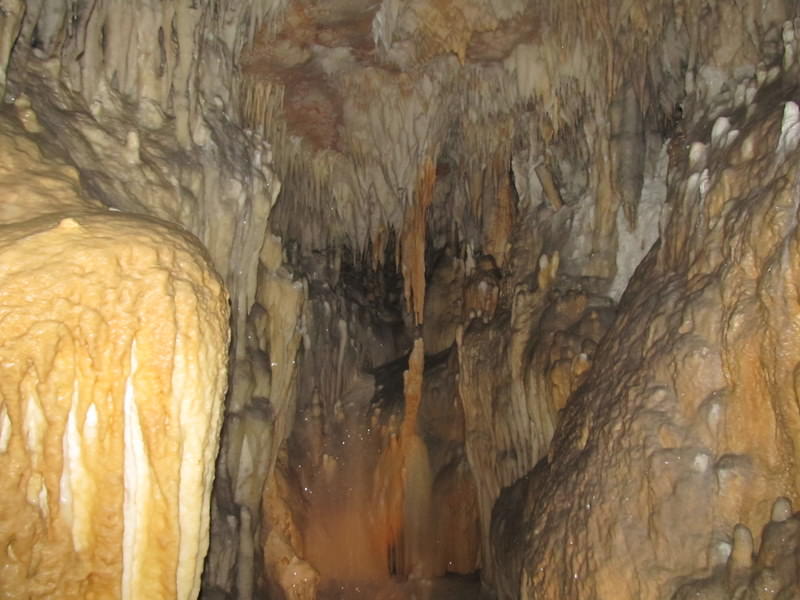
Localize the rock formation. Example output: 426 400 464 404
673 497 800 599
493 23 800 598
0 111 229 599
2 1 800 599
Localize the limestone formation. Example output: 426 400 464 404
494 21 800 599
3 1 800 599
0 112 229 599
672 497 800 599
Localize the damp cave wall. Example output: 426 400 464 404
2 1 800 599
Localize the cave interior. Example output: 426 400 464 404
3 1 800 599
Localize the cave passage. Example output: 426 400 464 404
280 248 488 599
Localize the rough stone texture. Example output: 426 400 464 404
673 497 800 599
279 253 481 592
2 4 298 596
493 31 800 600
240 0 792 283
0 0 24 99
261 455 319 600
5 0 800 599
458 252 614 582
0 112 230 600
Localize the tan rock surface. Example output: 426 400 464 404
673 497 800 599
458 269 613 584
0 113 229 600
493 39 800 600
3 2 291 592
6 0 800 598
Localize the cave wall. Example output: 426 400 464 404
494 17 800 600
0 2 302 597
3 0 800 599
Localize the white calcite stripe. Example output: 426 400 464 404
60 380 78 549
0 405 10 453
122 343 148 600
778 101 800 155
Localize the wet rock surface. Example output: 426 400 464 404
3 1 800 599
493 33 800 600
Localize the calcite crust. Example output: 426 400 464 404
0 114 230 600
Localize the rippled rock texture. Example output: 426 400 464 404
493 33 800 600
0 114 230 599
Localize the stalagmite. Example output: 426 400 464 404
401 339 425 444
369 338 435 580
674 497 800 599
3 3 296 595
399 339 434 578
0 114 229 600
493 15 800 599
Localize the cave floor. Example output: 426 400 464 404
317 573 494 600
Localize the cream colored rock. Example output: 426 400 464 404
6 11 288 595
0 114 103 223
0 114 229 600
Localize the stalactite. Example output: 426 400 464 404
534 163 563 210
5 2 798 599
458 245 616 585
610 84 646 227
484 153 515 268
233 0 790 290
400 159 436 326
493 18 800 598
6 7 295 592
589 133 618 278
12 0 278 147
0 0 24 99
